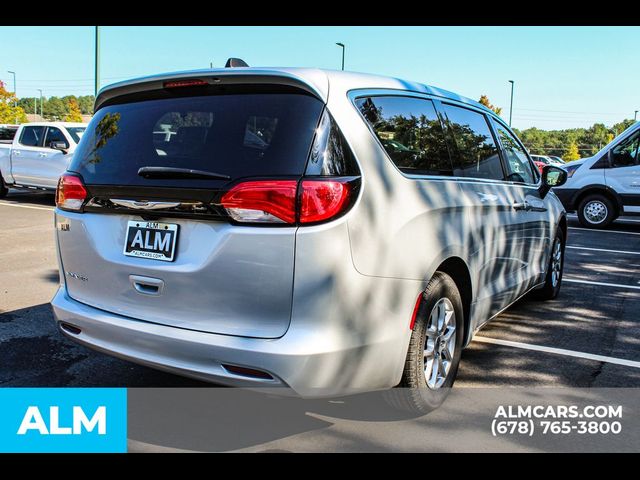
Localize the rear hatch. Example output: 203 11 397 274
56 81 325 338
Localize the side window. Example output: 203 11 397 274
19 126 46 147
492 120 537 184
44 127 69 149
355 96 452 176
0 127 17 142
610 133 640 168
440 104 503 181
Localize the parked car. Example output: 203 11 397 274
554 122 640 228
0 122 87 196
531 154 564 173
51 65 567 412
547 155 565 164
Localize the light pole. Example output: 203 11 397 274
336 42 345 71
508 80 515 127
95 26 100 97
37 89 43 118
7 70 17 123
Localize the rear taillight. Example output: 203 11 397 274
221 180 298 224
56 173 87 212
220 178 355 225
300 180 352 224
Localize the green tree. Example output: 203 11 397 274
564 141 581 161
43 96 66 120
584 123 611 156
478 95 502 116
611 119 635 137
77 95 95 114
17 97 40 115
64 98 83 122
0 81 27 123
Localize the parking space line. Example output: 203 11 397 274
568 226 640 235
0 202 54 211
473 336 640 369
566 245 640 255
564 278 640 290
568 214 640 224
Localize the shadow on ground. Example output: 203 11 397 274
0 303 206 387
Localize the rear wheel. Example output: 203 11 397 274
533 228 564 300
0 176 7 198
577 194 615 228
385 272 464 414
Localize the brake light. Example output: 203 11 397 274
221 179 355 225
221 180 298 224
163 79 208 88
300 180 352 224
56 174 87 212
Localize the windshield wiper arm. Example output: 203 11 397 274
138 166 231 180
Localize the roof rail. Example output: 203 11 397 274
224 58 249 68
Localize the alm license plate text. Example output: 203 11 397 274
123 221 179 262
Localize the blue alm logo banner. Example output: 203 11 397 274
0 388 127 453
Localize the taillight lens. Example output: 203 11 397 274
300 180 352 224
221 180 298 224
56 173 87 211
220 179 355 225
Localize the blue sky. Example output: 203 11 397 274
0 26 638 130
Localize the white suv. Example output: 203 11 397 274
554 122 640 228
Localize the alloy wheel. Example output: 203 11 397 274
423 297 456 389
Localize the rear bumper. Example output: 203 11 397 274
51 286 408 397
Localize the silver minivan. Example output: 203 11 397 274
51 66 567 411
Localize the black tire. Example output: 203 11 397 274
577 194 616 229
0 176 7 199
533 228 565 300
384 271 464 414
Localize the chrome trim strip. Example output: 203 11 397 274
110 199 182 210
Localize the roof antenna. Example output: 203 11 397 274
225 58 249 68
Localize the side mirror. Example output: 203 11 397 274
50 141 69 154
539 165 567 198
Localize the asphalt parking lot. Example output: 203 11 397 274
1 189 640 450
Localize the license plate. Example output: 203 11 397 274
123 221 179 262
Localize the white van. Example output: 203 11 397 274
554 122 640 228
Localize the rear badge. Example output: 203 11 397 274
123 221 179 262
67 272 88 282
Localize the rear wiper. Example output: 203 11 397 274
138 166 231 180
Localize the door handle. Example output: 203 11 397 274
513 201 530 211
39 152 47 157
13 150 20 156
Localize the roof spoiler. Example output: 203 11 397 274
224 58 249 68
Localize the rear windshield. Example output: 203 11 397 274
69 91 324 188
0 127 17 142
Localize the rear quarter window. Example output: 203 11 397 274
355 96 453 176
